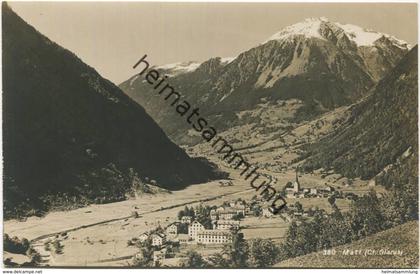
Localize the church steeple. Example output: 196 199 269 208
294 167 300 192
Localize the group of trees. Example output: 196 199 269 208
177 206 195 220
177 205 213 229
132 238 155 267
277 187 418 262
181 251 209 268
4 234 30 254
4 234 42 266
232 212 245 221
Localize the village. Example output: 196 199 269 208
132 170 360 266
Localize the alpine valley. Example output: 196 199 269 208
3 5 418 269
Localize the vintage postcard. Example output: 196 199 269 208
2 1 418 271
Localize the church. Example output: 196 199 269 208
285 168 300 198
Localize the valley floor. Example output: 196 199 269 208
4 178 251 266
3 163 379 267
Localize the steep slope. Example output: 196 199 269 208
302 46 418 184
120 17 410 145
2 5 222 218
275 221 419 268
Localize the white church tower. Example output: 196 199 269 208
293 168 300 193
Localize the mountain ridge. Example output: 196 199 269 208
301 46 418 184
120 18 409 145
2 4 223 218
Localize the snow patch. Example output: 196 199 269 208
266 17 328 42
129 75 139 86
335 23 382 46
337 23 411 48
221 56 236 64
384 35 412 49
157 61 200 73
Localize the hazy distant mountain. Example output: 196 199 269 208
302 46 417 184
2 4 222 218
121 17 410 144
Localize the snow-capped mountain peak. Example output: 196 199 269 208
266 17 328 42
266 17 410 49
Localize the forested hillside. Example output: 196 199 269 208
2 4 223 218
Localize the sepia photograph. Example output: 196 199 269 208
1 0 419 271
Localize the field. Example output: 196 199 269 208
4 167 257 266
241 216 289 243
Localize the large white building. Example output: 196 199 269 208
212 205 243 220
188 221 204 239
213 220 240 230
196 230 233 244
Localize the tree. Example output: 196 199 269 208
177 209 184 220
248 239 280 267
195 205 212 229
232 212 244 221
132 248 153 267
4 234 31 254
180 251 208 268
349 190 383 238
26 248 42 265
132 238 154 267
178 206 195 220
178 223 189 234
327 196 336 206
280 219 319 259
52 240 63 254
284 182 293 189
207 253 230 267
44 242 51 251
294 202 303 212
252 205 262 217
223 232 249 267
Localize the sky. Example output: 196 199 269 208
8 2 418 84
